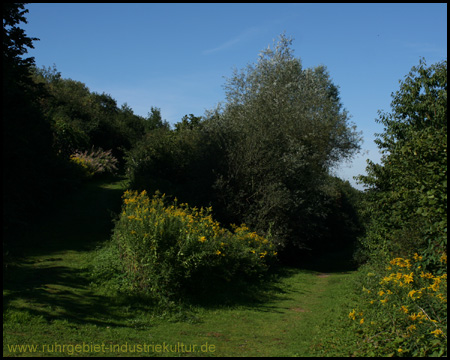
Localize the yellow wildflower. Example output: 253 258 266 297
349 309 356 320
403 272 414 284
430 329 444 337
401 305 409 314
413 253 423 261
199 236 207 243
420 272 434 279
360 318 364 325
409 312 425 321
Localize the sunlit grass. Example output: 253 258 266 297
3 178 360 357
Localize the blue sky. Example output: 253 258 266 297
21 3 447 189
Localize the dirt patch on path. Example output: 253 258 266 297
316 273 330 278
290 307 309 313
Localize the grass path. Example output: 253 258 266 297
3 179 357 357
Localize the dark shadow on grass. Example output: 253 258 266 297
5 176 126 258
4 263 126 327
3 176 138 328
3 259 165 329
177 265 311 314
175 251 357 315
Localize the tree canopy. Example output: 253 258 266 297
205 34 362 255
357 58 447 269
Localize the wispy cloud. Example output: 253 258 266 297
403 41 446 54
202 27 261 55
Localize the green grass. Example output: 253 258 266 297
3 177 360 357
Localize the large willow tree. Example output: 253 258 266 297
206 34 362 255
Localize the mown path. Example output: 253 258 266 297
3 178 357 357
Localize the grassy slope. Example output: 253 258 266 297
3 178 358 357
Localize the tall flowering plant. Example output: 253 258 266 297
111 190 277 302
349 253 447 357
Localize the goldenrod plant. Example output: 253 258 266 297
94 190 277 304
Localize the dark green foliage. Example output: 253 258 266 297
280 176 365 265
204 34 362 255
32 65 155 169
145 106 170 131
3 3 67 248
125 116 221 208
357 59 447 268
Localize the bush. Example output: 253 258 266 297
100 190 277 304
348 253 447 357
69 146 118 179
125 121 221 210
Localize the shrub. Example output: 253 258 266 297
125 122 221 210
105 190 277 303
70 146 118 179
348 253 447 357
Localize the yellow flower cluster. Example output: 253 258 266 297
231 224 277 258
116 190 278 291
69 154 95 178
348 309 364 324
350 252 447 354
389 257 412 269
431 329 444 338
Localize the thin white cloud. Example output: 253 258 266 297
403 42 446 54
202 27 260 55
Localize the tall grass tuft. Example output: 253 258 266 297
70 146 118 178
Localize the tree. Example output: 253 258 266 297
32 65 152 166
3 3 63 250
206 34 361 255
2 3 39 86
357 59 447 269
146 106 170 131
